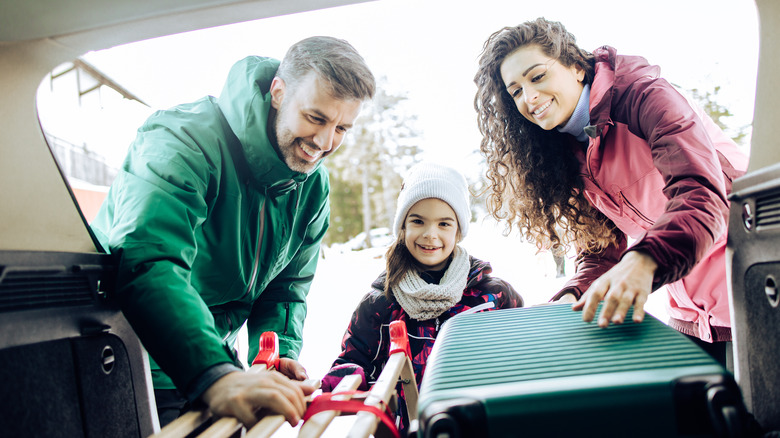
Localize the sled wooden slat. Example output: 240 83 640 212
152 409 212 438
347 320 419 438
347 352 403 438
297 374 363 438
242 415 286 438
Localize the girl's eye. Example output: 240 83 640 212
531 72 546 82
511 88 523 99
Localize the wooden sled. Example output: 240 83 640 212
153 320 418 438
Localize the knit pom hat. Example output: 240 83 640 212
393 162 470 240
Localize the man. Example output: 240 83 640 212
91 36 375 428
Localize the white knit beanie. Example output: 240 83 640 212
393 162 470 241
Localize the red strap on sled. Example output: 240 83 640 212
388 320 411 359
303 391 400 438
251 331 280 370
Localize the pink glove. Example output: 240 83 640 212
321 363 368 392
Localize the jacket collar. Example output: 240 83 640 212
587 46 662 138
217 56 315 192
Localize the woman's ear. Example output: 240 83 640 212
574 63 586 83
269 77 286 109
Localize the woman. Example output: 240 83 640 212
474 17 747 366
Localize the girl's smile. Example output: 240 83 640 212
403 198 459 271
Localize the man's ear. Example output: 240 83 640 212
269 77 285 110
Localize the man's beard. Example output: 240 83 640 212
274 125 322 174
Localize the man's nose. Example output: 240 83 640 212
313 126 336 151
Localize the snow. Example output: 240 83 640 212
236 217 669 436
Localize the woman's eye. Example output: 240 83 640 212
511 88 523 98
531 72 546 82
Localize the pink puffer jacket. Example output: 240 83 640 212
557 46 749 342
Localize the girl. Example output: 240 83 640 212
321 162 523 434
473 17 748 367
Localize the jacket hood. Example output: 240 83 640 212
217 56 314 189
589 46 661 130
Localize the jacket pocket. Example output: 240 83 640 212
283 303 290 335
619 191 655 226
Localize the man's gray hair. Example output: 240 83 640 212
276 36 376 101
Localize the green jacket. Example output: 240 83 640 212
91 56 330 393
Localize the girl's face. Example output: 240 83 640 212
403 198 459 271
500 44 586 131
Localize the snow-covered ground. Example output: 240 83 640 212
237 218 669 437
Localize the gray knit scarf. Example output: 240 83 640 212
392 245 470 321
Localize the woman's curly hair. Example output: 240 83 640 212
474 17 617 254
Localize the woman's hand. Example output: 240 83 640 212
572 250 658 327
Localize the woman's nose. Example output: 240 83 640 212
523 85 539 104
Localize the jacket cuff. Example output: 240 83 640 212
185 362 243 404
550 287 582 302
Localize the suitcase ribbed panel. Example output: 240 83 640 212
422 305 716 392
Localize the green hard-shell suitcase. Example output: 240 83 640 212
417 304 750 438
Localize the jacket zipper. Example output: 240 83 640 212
243 197 267 298
283 303 290 335
221 314 234 342
619 192 655 225
583 141 604 192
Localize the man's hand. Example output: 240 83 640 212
201 370 316 428
572 251 658 327
277 357 309 381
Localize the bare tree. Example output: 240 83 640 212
325 80 422 247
